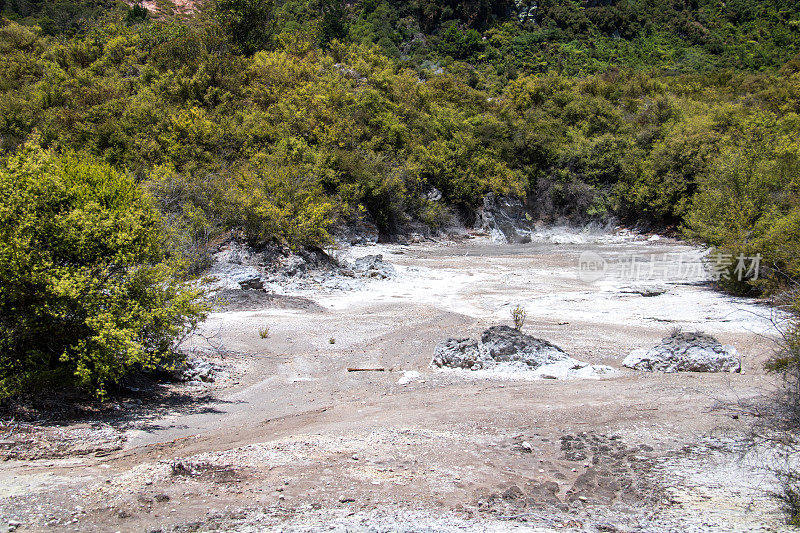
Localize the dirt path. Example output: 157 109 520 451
0 236 790 532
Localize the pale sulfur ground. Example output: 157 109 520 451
0 234 792 532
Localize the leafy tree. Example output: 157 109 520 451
125 3 148 25
0 141 206 397
317 0 347 47
686 123 800 293
210 0 277 54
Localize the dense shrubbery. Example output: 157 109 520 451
0 141 206 397
0 9 798 290
1 0 800 395
686 120 800 294
341 0 800 75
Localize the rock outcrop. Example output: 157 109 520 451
432 337 485 370
479 326 570 368
433 326 612 379
622 331 740 373
334 213 380 245
350 254 396 279
202 241 397 301
433 326 571 370
478 194 534 244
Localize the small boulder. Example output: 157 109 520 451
433 326 570 370
236 273 264 290
433 326 614 379
433 338 484 370
480 326 569 367
350 254 395 279
177 358 220 383
623 331 740 373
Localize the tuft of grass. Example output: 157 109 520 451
511 305 526 331
258 325 270 339
329 337 336 344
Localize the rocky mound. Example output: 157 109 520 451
479 194 534 244
349 254 395 279
433 326 612 379
622 331 740 373
202 241 397 298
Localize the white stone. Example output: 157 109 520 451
623 331 740 373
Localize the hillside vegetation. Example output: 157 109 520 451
1 0 799 393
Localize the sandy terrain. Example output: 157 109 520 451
0 235 791 532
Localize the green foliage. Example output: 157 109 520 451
210 0 277 55
438 22 483 60
1 0 130 36
0 142 206 397
125 3 148 26
685 112 800 293
1 4 800 294
227 160 336 247
317 0 348 47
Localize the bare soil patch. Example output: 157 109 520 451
0 237 789 532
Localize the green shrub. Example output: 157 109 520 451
226 161 336 248
685 126 800 294
0 141 207 398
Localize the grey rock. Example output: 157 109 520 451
432 338 483 370
178 358 220 383
623 331 740 373
219 240 286 268
297 247 339 270
283 256 308 277
426 187 443 202
236 273 264 290
478 193 533 244
433 326 569 370
205 261 265 292
275 247 338 278
350 254 395 279
334 213 380 245
480 326 568 366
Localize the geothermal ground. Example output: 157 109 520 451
0 232 792 532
